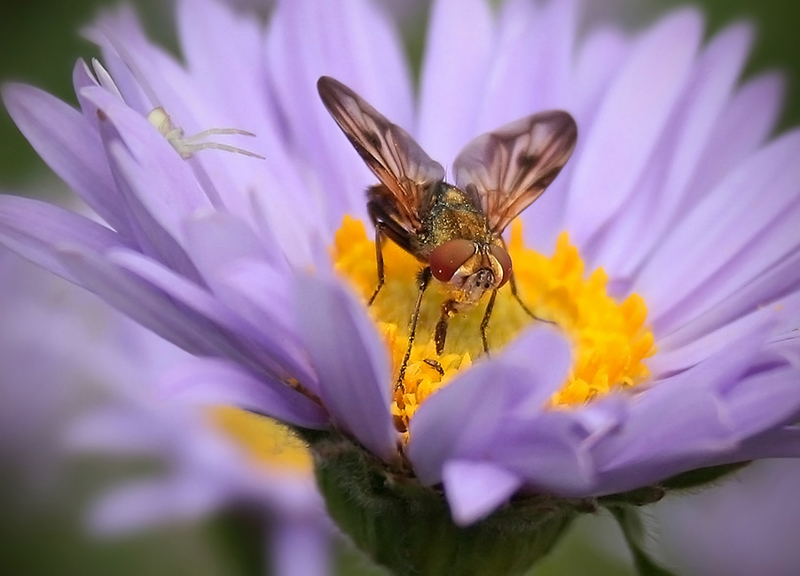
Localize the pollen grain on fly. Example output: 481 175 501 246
332 216 656 431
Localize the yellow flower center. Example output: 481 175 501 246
208 406 313 473
333 216 655 433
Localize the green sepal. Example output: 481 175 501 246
309 432 582 576
597 485 666 507
659 461 751 491
607 506 678 576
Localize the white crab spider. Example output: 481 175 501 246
147 107 265 160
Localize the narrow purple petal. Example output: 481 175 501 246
591 319 776 494
271 519 332 576
599 23 753 279
84 85 213 236
159 358 328 429
266 0 412 226
564 9 702 249
295 275 397 462
176 0 314 224
732 426 800 460
67 407 170 454
2 83 132 236
637 130 800 331
82 85 216 283
72 58 101 97
651 307 777 375
208 259 319 398
54 245 306 393
442 460 522 526
477 0 577 134
724 365 800 440
105 248 315 385
105 141 206 284
408 361 526 485
407 328 572 485
417 0 494 164
570 25 630 124
0 195 129 284
656 23 753 218
247 169 326 268
210 261 300 348
657 459 800 576
56 246 232 356
89 476 225 534
488 411 597 494
82 6 154 115
177 0 281 149
521 23 629 253
660 212 800 335
88 6 265 219
657 250 800 354
472 0 538 133
686 70 785 203
182 210 281 285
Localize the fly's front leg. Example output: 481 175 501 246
509 274 553 324
368 222 386 306
479 289 498 355
434 299 459 355
499 236 553 325
509 273 534 318
398 267 432 387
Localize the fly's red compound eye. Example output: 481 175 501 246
429 239 476 282
489 245 513 287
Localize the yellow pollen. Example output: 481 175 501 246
332 216 656 432
208 406 313 473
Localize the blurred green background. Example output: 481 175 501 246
0 0 798 574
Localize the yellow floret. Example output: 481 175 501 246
333 216 656 433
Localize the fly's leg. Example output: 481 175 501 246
509 273 534 318
498 236 553 325
423 359 444 376
479 289 498 355
398 267 432 387
368 222 386 306
434 299 459 355
509 274 553 324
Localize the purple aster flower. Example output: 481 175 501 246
1 0 799 573
0 237 332 576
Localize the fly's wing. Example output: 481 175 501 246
317 76 445 236
453 111 577 235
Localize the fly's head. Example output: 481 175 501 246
429 239 513 306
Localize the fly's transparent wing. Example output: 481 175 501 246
318 76 444 233
453 111 577 235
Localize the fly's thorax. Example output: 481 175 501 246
421 184 493 249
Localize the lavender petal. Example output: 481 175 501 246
417 0 494 163
2 83 132 236
442 460 522 526
295 275 397 462
0 195 129 284
407 328 573 486
565 9 702 250
158 358 328 429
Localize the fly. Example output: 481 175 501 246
317 76 578 382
